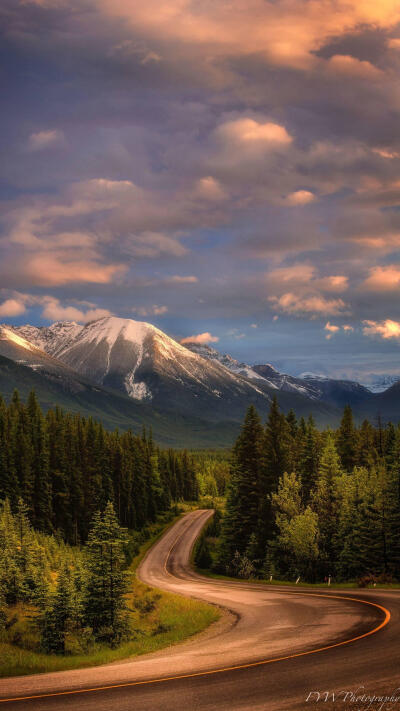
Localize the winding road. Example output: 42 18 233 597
0 509 398 710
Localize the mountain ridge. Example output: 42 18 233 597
0 316 398 446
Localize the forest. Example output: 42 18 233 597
1 387 399 664
0 389 222 658
211 399 400 584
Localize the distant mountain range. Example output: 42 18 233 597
0 317 399 447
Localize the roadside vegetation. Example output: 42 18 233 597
196 399 400 587
0 502 219 677
0 389 225 677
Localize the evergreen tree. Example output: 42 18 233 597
259 397 289 557
84 502 129 644
336 405 357 472
218 406 263 571
298 416 319 503
357 419 378 469
40 563 75 654
312 434 341 575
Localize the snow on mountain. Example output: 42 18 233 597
185 343 269 382
6 316 386 426
0 323 95 394
184 343 323 400
13 317 272 419
299 372 330 381
299 371 372 409
15 321 84 357
360 374 400 394
0 326 37 354
252 364 321 398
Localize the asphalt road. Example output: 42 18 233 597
0 509 398 711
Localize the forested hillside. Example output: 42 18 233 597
0 389 224 667
214 399 400 583
0 390 200 544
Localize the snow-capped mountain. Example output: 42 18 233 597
12 317 273 421
251 364 321 398
4 316 398 437
184 343 269 382
184 343 321 399
360 374 400 394
300 372 372 408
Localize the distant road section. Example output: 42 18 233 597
0 510 396 711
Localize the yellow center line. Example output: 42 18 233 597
0 513 391 705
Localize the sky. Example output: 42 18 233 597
1 0 400 380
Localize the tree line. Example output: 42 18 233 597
0 390 200 544
217 400 400 582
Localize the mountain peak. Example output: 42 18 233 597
77 316 160 346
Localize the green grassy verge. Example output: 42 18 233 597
0 510 220 678
196 568 400 589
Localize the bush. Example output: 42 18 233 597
134 593 160 614
358 574 377 588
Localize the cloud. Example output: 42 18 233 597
40 297 112 323
327 55 382 79
264 265 348 293
0 298 27 317
325 321 340 333
5 0 400 376
216 118 292 147
269 292 349 317
0 178 190 291
325 321 355 338
24 255 126 287
324 321 340 339
363 265 400 291
371 147 400 160
320 276 349 292
388 38 400 50
97 0 400 70
0 291 113 324
181 332 219 345
195 177 226 201
363 319 400 340
286 190 315 206
109 39 162 65
133 304 168 316
165 275 198 284
125 232 187 258
27 129 65 152
265 264 316 285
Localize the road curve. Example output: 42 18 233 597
0 509 398 710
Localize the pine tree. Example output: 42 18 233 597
259 397 290 557
357 419 378 469
337 405 357 472
298 417 319 503
312 434 342 576
28 393 52 532
84 502 129 644
40 563 75 654
218 406 263 572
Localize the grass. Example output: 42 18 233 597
0 510 220 678
196 568 400 589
